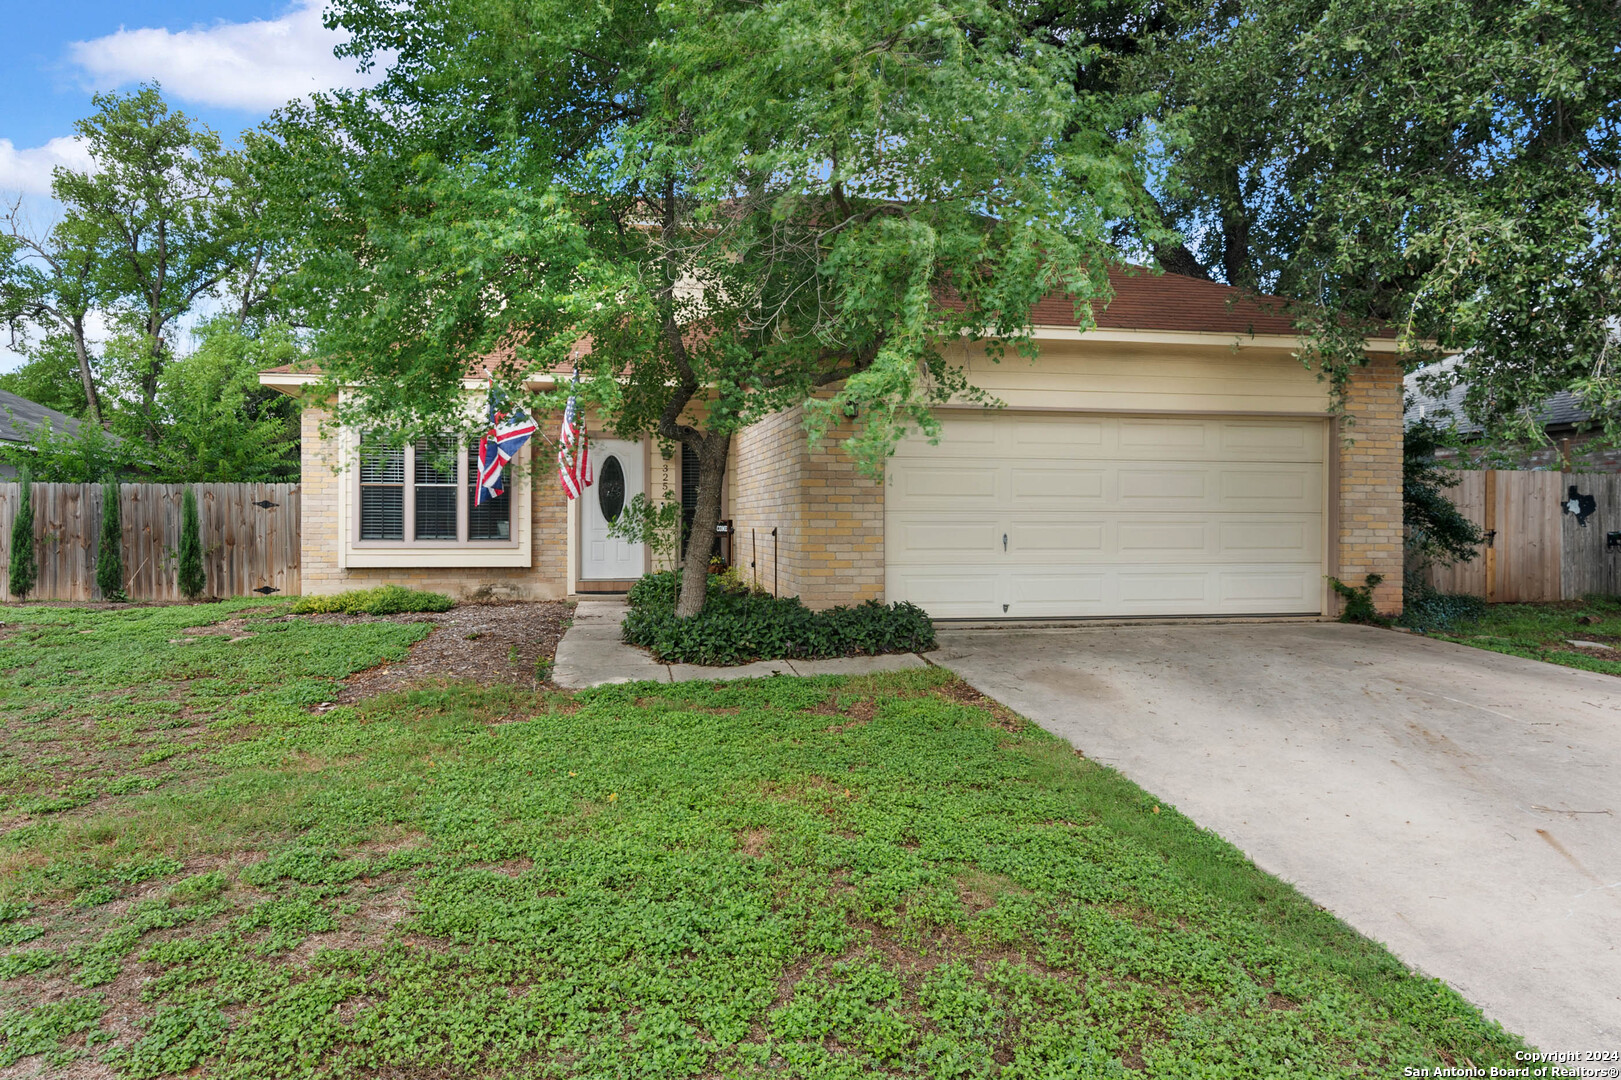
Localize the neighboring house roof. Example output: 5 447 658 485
1404 357 1593 435
0 390 98 444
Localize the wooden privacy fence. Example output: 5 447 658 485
0 483 300 602
1425 470 1621 602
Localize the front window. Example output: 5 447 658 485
356 433 513 545
467 445 511 540
359 433 405 541
414 437 458 540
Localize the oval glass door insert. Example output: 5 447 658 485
598 455 625 522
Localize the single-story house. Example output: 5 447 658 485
260 268 1406 619
1405 358 1621 471
0 390 104 478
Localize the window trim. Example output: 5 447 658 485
339 426 532 569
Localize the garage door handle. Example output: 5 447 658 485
1002 533 1007 552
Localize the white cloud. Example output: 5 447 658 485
68 0 378 112
0 137 94 197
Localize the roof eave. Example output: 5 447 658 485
1026 325 1406 353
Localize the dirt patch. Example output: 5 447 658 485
736 828 771 858
335 601 570 702
936 678 1023 732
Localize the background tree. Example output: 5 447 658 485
1 201 105 423
0 336 92 418
1118 0 1618 416
177 486 205 600
143 318 300 483
95 478 125 601
1403 419 1486 572
0 419 140 483
9 468 36 601
52 85 252 446
265 0 1162 615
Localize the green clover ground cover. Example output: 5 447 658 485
0 604 1524 1076
1414 594 1621 676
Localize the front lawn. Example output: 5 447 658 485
1412 594 1621 676
0 603 1524 1076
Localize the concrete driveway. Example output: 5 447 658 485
933 622 1621 1051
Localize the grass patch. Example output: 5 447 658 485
0 606 1526 1075
1418 594 1621 676
289 585 454 616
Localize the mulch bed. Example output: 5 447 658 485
335 600 572 702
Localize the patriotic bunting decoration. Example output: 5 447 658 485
557 373 592 499
475 388 538 507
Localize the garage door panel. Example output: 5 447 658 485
886 571 1000 618
1013 419 1105 449
1116 572 1212 604
1009 466 1106 502
1117 418 1212 453
893 520 1000 554
1218 465 1322 509
1217 567 1321 607
1219 420 1322 460
1117 521 1211 554
1009 522 1106 552
1217 519 1320 560
885 413 1325 618
897 466 1000 502
1116 468 1210 503
1008 572 1107 610
900 418 997 458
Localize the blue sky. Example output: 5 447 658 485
1 0 375 371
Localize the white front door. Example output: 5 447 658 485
582 439 645 580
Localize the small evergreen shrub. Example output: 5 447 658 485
95 480 126 602
177 488 207 600
1398 587 1487 633
291 585 454 616
8 468 36 601
1329 573 1388 626
622 570 935 665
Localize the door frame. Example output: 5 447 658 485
576 437 650 589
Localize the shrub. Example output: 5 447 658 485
95 480 125 601
291 585 454 616
622 571 935 665
1329 573 1388 626
8 469 36 601
1398 587 1487 633
177 487 206 600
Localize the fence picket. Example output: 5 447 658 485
0 483 301 602
1424 469 1621 602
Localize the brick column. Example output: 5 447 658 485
1337 355 1405 614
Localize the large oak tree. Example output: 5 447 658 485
261 0 1162 615
1107 0 1619 426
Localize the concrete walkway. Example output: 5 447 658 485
552 599 927 688
934 622 1621 1052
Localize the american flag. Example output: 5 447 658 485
475 393 538 507
557 381 592 499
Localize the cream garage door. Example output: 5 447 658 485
884 413 1327 619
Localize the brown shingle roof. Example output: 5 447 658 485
1028 267 1297 335
262 269 1383 385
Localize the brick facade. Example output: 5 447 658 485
295 353 1407 619
1336 355 1406 615
299 405 569 600
727 404 884 609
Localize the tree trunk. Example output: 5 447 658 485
69 314 103 426
1219 165 1254 289
675 430 730 618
